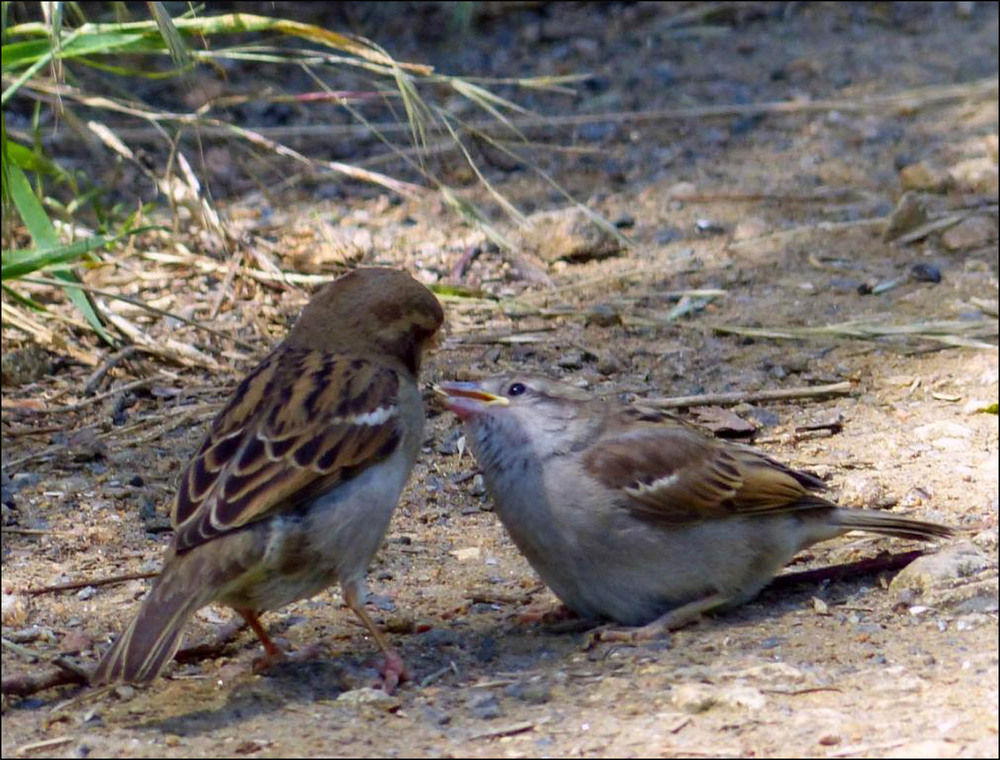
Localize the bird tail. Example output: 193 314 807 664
91 563 212 686
833 509 953 542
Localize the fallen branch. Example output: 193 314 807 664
25 571 158 596
643 381 854 409
1 657 89 697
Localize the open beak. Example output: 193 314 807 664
436 381 509 419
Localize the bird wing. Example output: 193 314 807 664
583 415 829 526
171 345 403 552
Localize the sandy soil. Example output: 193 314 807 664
2 3 997 757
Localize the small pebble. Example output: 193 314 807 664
467 691 503 720
909 262 941 283
586 303 622 328
695 219 726 235
654 227 683 245
336 687 400 711
504 680 552 704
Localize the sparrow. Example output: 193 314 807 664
92 268 444 689
439 375 952 639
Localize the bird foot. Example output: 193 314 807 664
517 602 577 626
374 649 410 694
251 641 328 675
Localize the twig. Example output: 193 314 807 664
449 244 483 282
644 381 854 409
2 376 163 417
63 77 997 143
2 663 88 698
766 550 927 592
2 638 45 660
826 740 908 758
709 320 998 350
419 661 460 688
13 736 76 755
1 527 75 537
25 571 159 596
20 276 257 351
467 719 541 741
1 423 75 438
82 346 144 396
760 686 844 696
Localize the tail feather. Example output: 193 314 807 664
834 509 953 542
91 568 210 686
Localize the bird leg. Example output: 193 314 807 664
238 609 327 674
517 601 578 626
343 585 409 694
238 609 287 673
590 592 729 645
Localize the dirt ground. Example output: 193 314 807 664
2 3 998 758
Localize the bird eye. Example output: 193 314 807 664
507 382 526 397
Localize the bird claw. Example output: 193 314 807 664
251 641 328 675
584 623 672 649
375 650 409 695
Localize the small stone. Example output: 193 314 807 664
585 303 622 327
437 429 465 456
470 474 487 497
890 542 992 596
504 679 552 704
60 629 93 654
746 407 781 428
837 474 885 509
1 593 27 626
898 162 950 193
883 191 929 241
733 217 769 241
717 685 766 710
828 276 862 292
557 351 586 370
451 547 481 562
336 687 400 711
672 683 717 713
421 705 451 726
385 614 415 634
467 691 502 720
730 662 807 686
941 215 997 252
948 157 999 194
519 207 624 263
654 227 683 245
596 356 621 376
0 344 52 387
695 218 726 236
909 263 941 283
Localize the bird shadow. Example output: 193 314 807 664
140 657 366 737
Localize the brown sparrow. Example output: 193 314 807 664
440 376 952 639
92 268 443 689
